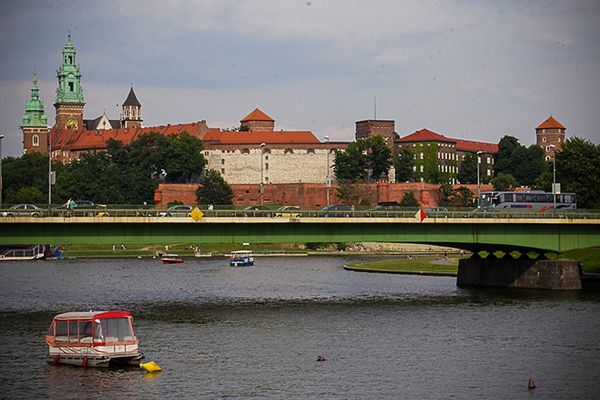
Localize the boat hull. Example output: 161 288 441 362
47 353 144 368
162 258 184 264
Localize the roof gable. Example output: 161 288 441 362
241 108 274 122
123 87 141 107
398 128 456 143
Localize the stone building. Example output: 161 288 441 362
203 109 345 184
355 119 396 150
535 116 566 160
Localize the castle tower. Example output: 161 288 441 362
240 108 275 131
21 68 49 154
121 86 142 129
54 35 85 130
355 119 396 151
536 116 566 160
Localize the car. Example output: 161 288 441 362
425 207 449 217
273 206 301 218
1 204 44 217
317 205 354 217
158 205 193 217
242 205 270 217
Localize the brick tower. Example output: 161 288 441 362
54 35 85 130
536 116 566 160
21 68 49 154
240 108 275 131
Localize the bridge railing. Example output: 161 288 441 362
2 207 600 220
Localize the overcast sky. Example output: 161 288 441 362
1 0 599 156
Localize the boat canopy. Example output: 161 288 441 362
232 250 253 255
46 311 136 346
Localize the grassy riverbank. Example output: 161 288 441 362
344 257 459 276
562 247 600 273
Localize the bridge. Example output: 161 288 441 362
1 209 599 254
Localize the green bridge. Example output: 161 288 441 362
1 214 599 253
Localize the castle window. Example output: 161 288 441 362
68 55 73 64
204 151 209 156
241 149 250 154
284 149 294 154
69 82 74 92
265 163 269 170
221 159 225 165
542 137 546 143
420 152 423 159
307 148 315 154
221 168 225 174
32 134 39 146
420 165 424 172
265 177 269 183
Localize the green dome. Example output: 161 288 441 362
22 70 48 128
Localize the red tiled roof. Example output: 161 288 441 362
51 122 209 151
454 139 498 154
203 130 320 145
536 116 565 130
397 128 456 143
240 108 274 122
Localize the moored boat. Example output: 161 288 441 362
45 311 144 368
161 254 184 264
229 250 254 267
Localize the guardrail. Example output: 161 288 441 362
1 208 600 220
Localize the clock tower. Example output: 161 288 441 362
54 35 85 130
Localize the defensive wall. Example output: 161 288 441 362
154 182 493 208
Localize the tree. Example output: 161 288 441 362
491 173 517 191
196 170 233 205
394 146 414 182
555 137 600 209
333 136 392 183
494 135 545 187
399 191 419 207
495 135 520 176
161 132 206 183
457 153 477 184
333 144 366 183
336 181 371 206
2 153 50 204
437 184 474 207
362 136 392 181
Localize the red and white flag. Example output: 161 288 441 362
415 209 426 223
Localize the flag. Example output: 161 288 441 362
415 209 426 223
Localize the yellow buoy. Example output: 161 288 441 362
140 361 162 373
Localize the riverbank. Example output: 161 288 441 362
344 257 459 276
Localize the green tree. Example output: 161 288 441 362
333 144 366 183
555 137 600 209
494 135 545 186
6 186 46 204
437 184 455 207
491 173 517 191
457 153 477 184
2 153 50 203
333 136 392 183
495 135 520 176
399 191 419 207
196 170 233 205
335 181 371 206
362 136 392 181
394 146 414 182
161 132 206 183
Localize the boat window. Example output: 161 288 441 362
55 321 68 341
100 318 133 342
69 321 79 343
46 322 54 336
78 321 93 342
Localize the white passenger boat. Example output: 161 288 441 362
45 311 144 368
229 250 254 267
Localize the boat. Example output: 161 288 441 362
45 311 144 368
161 254 184 264
229 250 254 267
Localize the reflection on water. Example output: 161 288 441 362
1 257 599 399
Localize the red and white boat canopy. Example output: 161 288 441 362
52 311 133 321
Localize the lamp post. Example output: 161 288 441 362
549 144 556 210
476 151 483 208
260 142 266 206
48 129 52 207
0 134 4 210
324 135 330 207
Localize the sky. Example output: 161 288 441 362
1 0 599 157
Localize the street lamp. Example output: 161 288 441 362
0 134 4 209
260 142 266 206
476 151 483 208
48 129 52 207
324 135 330 207
549 144 557 210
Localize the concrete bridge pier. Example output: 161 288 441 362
457 255 582 290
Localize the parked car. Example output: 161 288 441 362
158 205 193 217
273 206 301 218
317 205 354 217
242 205 270 217
1 204 44 217
366 202 404 217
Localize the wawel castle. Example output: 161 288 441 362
22 37 565 185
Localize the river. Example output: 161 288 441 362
0 256 599 399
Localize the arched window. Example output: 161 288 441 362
306 148 315 154
241 149 250 154
284 148 294 154
32 134 40 146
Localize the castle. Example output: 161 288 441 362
21 36 565 187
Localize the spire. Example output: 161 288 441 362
55 34 84 104
123 86 141 107
22 68 48 128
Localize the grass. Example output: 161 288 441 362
345 257 459 276
561 247 600 273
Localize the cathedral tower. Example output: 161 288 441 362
21 68 49 154
536 116 566 160
54 35 85 130
121 86 142 129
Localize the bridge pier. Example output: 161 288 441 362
457 256 582 290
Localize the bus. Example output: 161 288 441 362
479 191 576 211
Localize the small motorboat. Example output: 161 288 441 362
45 310 144 368
161 254 184 264
229 250 254 267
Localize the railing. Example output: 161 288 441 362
0 244 45 259
1 207 600 220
